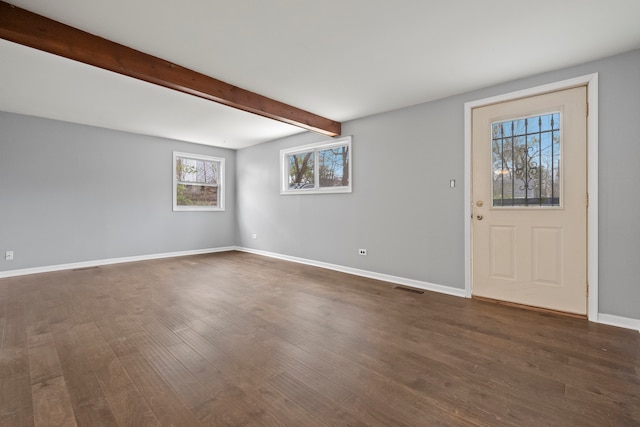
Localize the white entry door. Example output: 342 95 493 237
472 86 588 315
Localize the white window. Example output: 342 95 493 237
280 136 352 194
173 152 225 211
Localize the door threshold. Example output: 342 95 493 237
472 295 587 319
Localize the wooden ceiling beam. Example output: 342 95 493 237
0 1 341 137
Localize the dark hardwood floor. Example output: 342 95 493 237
0 251 638 426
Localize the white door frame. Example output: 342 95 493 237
464 73 599 321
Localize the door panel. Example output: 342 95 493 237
472 86 587 315
489 226 516 279
531 227 563 286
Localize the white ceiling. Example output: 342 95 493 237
2 0 640 149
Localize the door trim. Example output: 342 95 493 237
464 73 599 321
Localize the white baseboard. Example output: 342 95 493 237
238 247 640 332
597 313 640 333
0 246 236 279
236 247 467 298
3 246 637 333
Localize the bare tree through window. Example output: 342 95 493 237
282 137 352 194
492 113 560 207
174 152 225 211
319 146 349 187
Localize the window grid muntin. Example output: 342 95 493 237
176 156 219 185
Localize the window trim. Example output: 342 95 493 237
173 151 225 212
280 136 352 195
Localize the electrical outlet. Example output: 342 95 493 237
5 251 14 261
251 234 257 239
358 249 367 256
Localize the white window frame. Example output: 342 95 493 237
280 136 352 195
173 151 225 211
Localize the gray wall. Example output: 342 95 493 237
1 49 638 319
0 113 236 271
237 48 640 319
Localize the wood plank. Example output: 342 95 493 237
73 322 160 427
191 385 284 427
339 395 410 427
268 371 369 427
0 282 7 320
244 383 326 427
505 399 600 426
97 309 210 412
50 324 119 427
135 314 183 348
281 355 353 405
563 385 640 424
401 309 640 410
119 351 201 426
288 339 481 426
1 252 639 426
176 325 336 424
0 301 34 427
0 1 341 137
27 333 62 386
0 302 28 378
245 297 518 424
128 332 210 408
147 307 190 333
165 341 228 390
0 372 34 427
32 377 77 427
174 326 228 365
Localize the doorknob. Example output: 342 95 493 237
476 215 483 220
476 200 484 207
